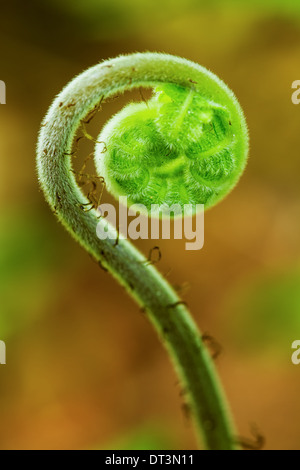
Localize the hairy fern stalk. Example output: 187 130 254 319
36 53 248 450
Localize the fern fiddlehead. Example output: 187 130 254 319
37 53 248 450
96 81 247 215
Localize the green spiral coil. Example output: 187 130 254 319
95 78 248 216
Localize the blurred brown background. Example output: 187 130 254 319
1 0 300 450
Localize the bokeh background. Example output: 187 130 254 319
1 0 300 450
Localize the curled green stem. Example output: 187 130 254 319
37 53 241 450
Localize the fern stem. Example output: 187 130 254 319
37 53 241 450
